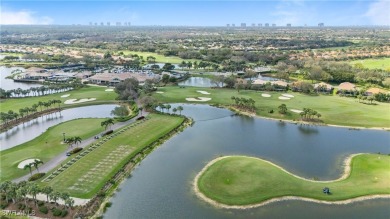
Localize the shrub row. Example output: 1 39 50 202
70 147 82 154
28 172 46 181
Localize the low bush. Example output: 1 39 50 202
38 200 45 207
0 202 9 209
102 130 113 136
136 116 145 120
52 208 62 217
60 209 68 217
70 147 82 154
39 206 48 214
28 172 46 181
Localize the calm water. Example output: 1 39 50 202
105 104 390 219
0 104 118 150
0 66 42 90
179 77 220 87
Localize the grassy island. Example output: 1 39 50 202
196 154 390 208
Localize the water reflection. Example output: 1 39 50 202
0 66 42 90
105 104 390 219
178 77 220 87
1 104 118 150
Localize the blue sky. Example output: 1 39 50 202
1 1 389 26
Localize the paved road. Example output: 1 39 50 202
14 111 149 183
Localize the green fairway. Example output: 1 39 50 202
152 86 390 128
350 58 390 70
197 154 390 206
42 114 184 198
118 50 199 64
0 86 118 113
0 118 106 182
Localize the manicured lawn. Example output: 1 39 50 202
0 118 106 182
350 58 390 70
153 86 390 128
118 50 199 64
197 154 390 206
42 114 184 198
0 86 118 113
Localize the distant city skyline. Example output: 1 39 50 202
1 0 389 26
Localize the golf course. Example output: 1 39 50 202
41 114 185 198
153 86 390 128
0 118 106 181
195 154 390 208
0 86 117 113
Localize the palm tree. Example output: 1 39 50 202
24 163 33 176
177 106 184 115
172 108 177 114
41 186 53 202
0 181 12 203
17 184 29 205
27 182 40 206
38 101 44 112
73 136 82 145
60 192 70 205
65 198 75 209
49 191 61 205
101 118 114 130
166 104 171 113
32 159 44 173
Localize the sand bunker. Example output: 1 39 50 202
64 98 96 104
278 96 290 100
290 109 303 113
156 91 164 94
282 94 294 98
60 94 70 98
105 89 114 92
18 159 40 169
185 97 212 102
261 94 271 97
197 90 211 95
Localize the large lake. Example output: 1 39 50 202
105 104 390 219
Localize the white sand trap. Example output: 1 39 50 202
105 89 114 92
18 159 40 169
279 96 291 100
282 94 294 98
64 98 96 104
156 91 164 94
290 109 303 113
197 90 211 95
61 94 70 98
261 93 271 97
185 97 212 102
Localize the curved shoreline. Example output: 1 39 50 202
228 106 390 131
193 154 390 209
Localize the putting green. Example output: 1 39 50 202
0 86 117 113
196 154 390 208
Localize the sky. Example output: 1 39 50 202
0 0 389 26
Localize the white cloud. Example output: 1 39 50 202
0 8 53 25
365 0 390 25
